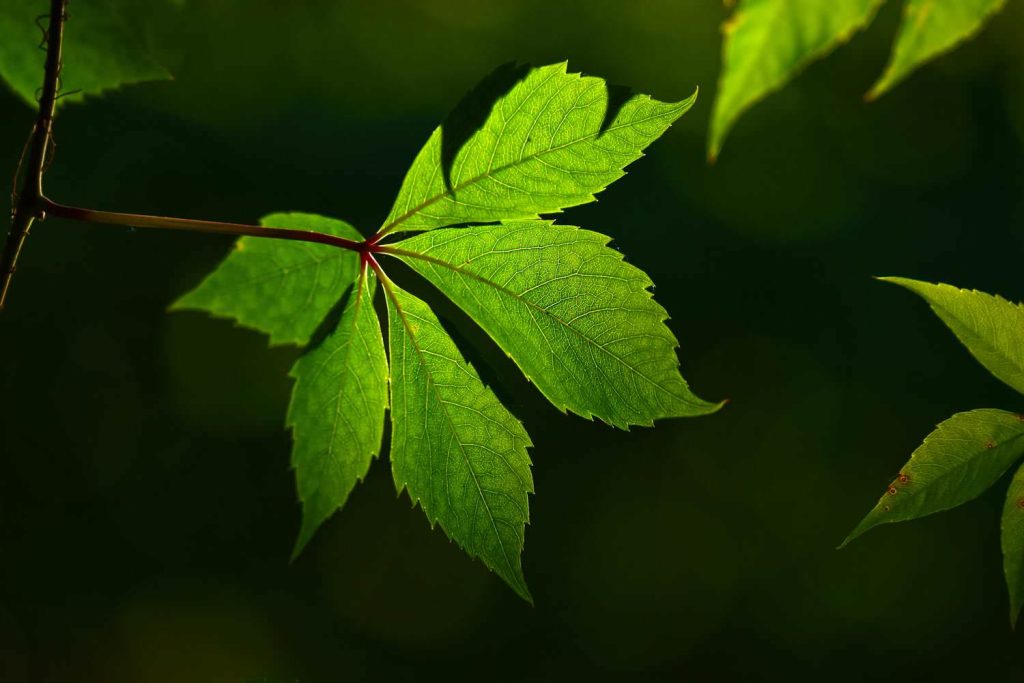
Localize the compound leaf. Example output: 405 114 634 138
868 0 1007 100
1002 462 1024 626
0 0 170 106
172 213 362 347
880 277 1024 396
383 277 534 601
379 62 695 236
709 0 883 160
390 220 721 429
287 270 388 558
843 409 1024 547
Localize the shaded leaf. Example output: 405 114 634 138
287 270 388 557
378 62 695 236
0 0 170 106
391 220 721 428
843 409 1024 546
880 277 1024 396
1002 462 1024 626
383 277 534 601
172 213 362 347
709 0 883 160
868 0 1007 100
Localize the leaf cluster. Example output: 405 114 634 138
710 0 1008 159
843 278 1024 624
173 63 720 599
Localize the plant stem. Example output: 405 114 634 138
1 0 68 311
41 199 366 252
1 0 372 312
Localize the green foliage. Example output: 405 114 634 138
710 0 883 161
868 0 1008 99
842 409 1024 545
1003 464 1024 623
0 0 169 106
172 214 362 347
173 63 716 598
391 221 721 428
847 278 1024 623
286 272 388 558
879 277 1024 395
380 62 696 235
710 0 1008 159
384 277 534 602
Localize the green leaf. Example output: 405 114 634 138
880 277 1024 396
1002 462 1024 626
867 0 1007 100
843 409 1024 547
0 0 170 106
709 0 883 160
378 62 696 236
390 220 721 428
286 270 388 558
171 213 362 347
383 276 534 601
1000 460 1024 626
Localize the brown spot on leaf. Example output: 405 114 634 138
898 473 910 485
985 441 996 450
887 486 898 496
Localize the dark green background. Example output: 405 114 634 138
3 1 1024 680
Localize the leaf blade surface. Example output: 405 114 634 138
881 277 1024 396
844 409 1024 546
391 221 720 428
0 0 170 106
709 0 883 160
171 213 362 347
868 0 1007 99
287 270 388 557
380 62 695 235
384 278 534 600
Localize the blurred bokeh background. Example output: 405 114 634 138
3 0 1024 680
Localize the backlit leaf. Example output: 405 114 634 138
843 409 1024 546
0 0 170 106
379 62 695 235
880 277 1024 396
287 270 388 557
172 213 362 347
390 220 721 428
867 0 1007 100
383 277 534 601
709 0 883 160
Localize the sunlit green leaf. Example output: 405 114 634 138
880 277 1024 396
287 270 388 557
867 0 1007 100
391 220 720 428
843 409 1024 547
172 213 361 347
709 0 883 160
379 62 695 236
0 0 170 106
383 277 534 601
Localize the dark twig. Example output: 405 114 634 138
0 0 68 310
1 0 374 312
